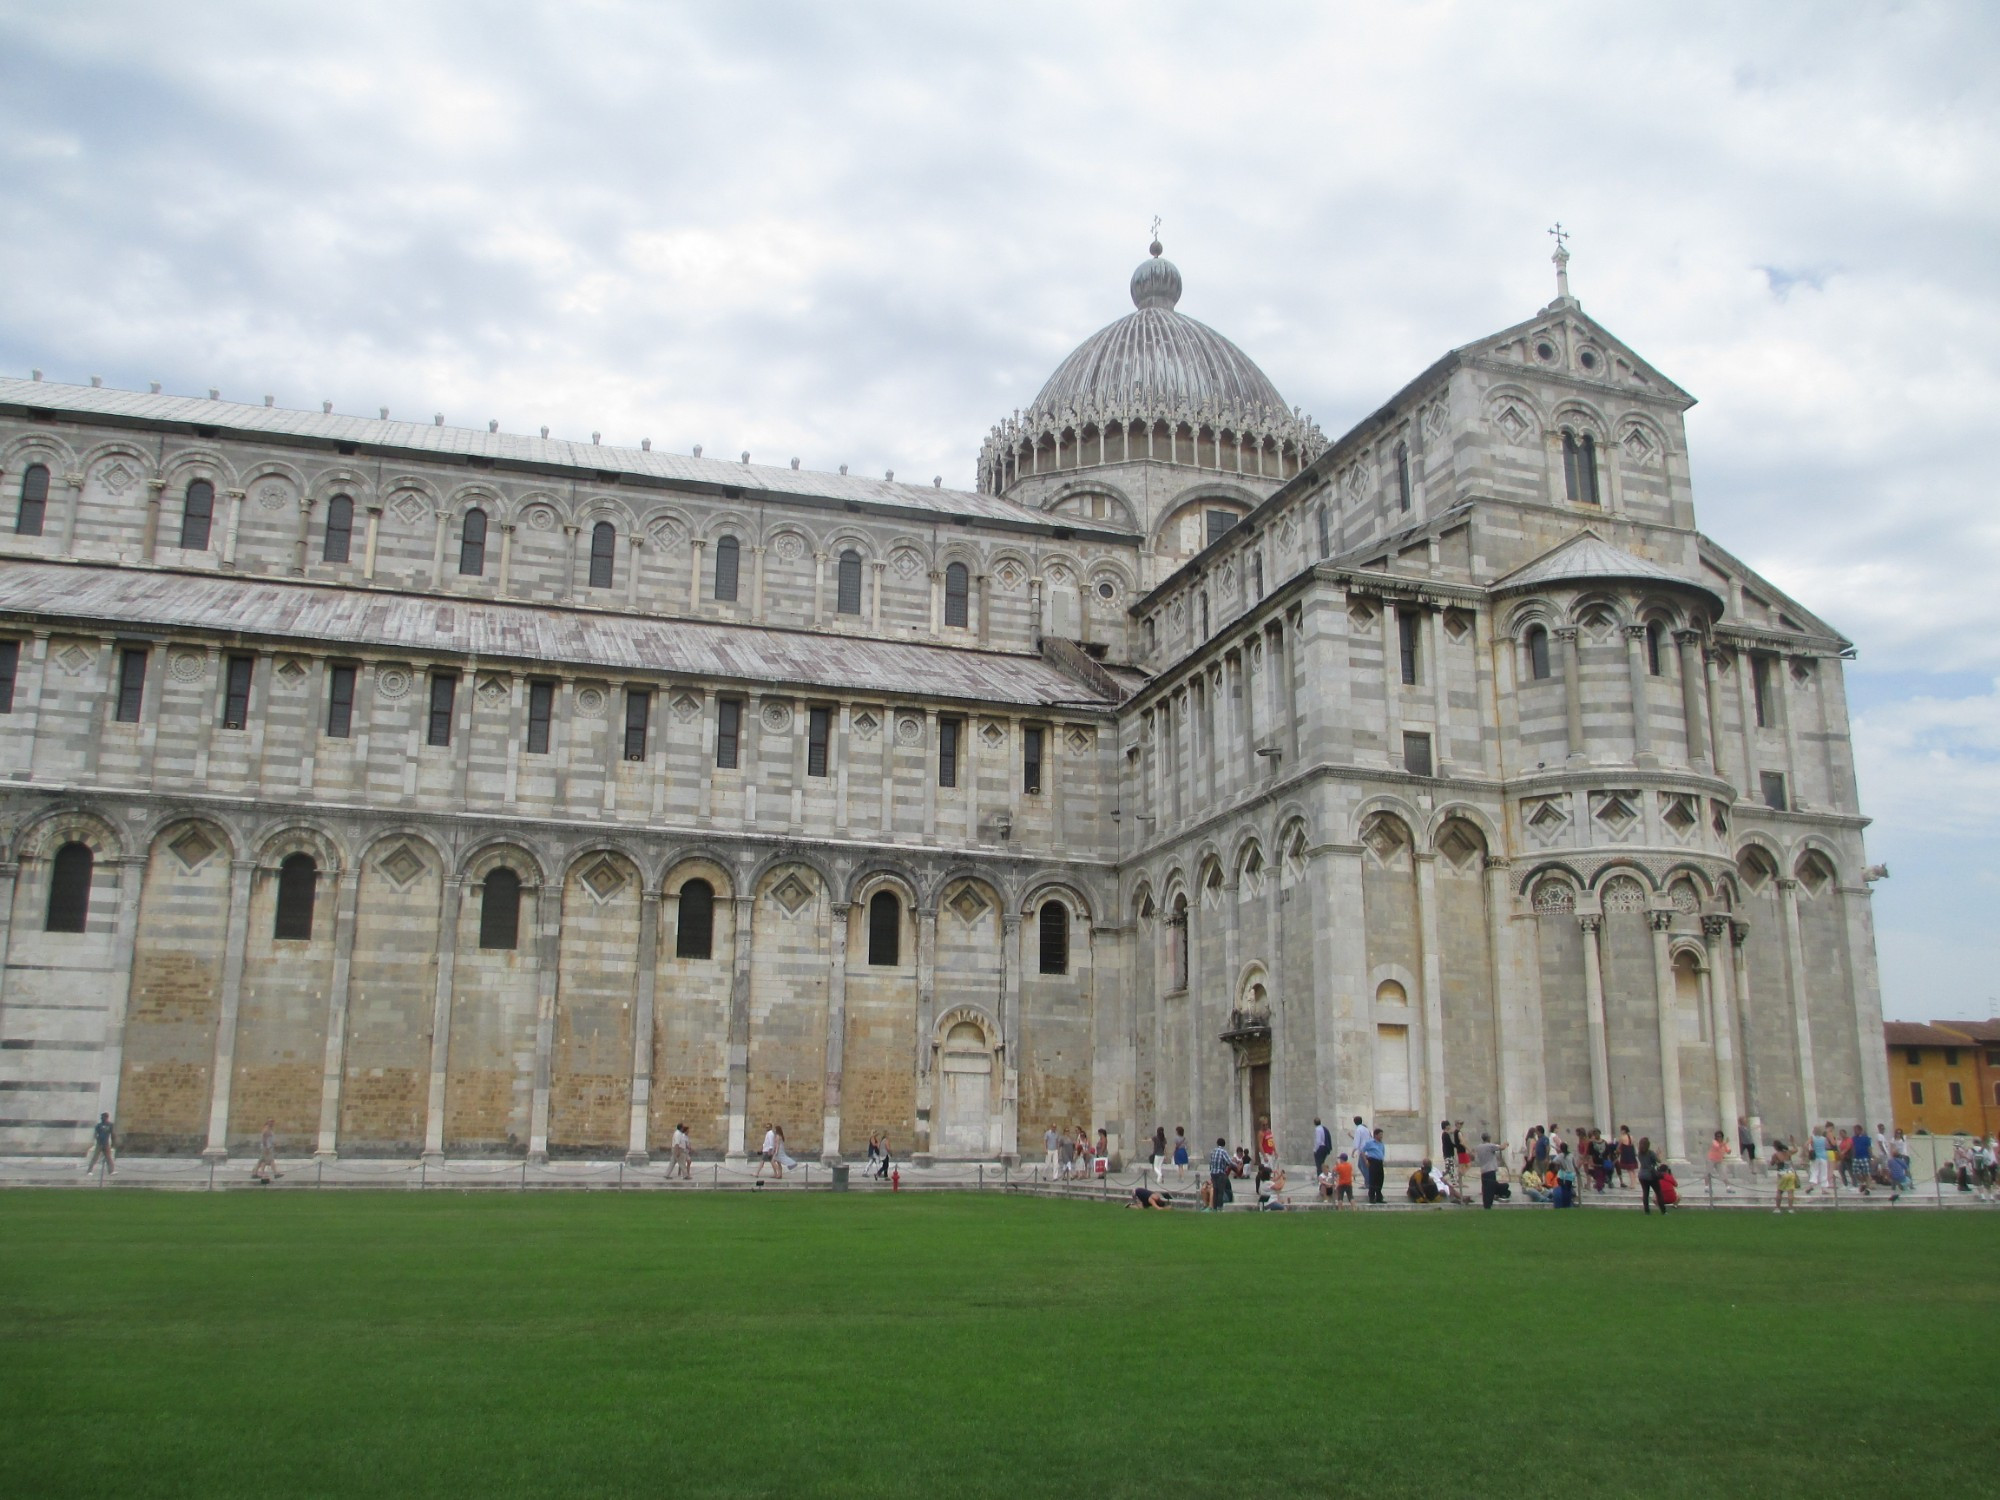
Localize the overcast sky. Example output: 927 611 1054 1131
0 2 1994 1020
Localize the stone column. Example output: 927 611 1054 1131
526 874 565 1162
1778 659 1805 804
975 572 990 645
751 544 767 623
726 894 755 1159
313 867 362 1158
1578 913 1613 1131
0 863 18 1021
1676 630 1710 770
201 858 257 1160
1702 914 1742 1151
1736 652 1761 796
1485 856 1544 1145
292 496 315 575
688 538 706 612
913 904 937 1162
1000 910 1022 1161
1028 577 1044 642
1429 608 1452 774
562 523 581 601
1414 852 1448 1128
421 876 465 1161
430 510 450 588
362 505 384 580
1650 909 1686 1161
812 551 827 624
821 901 850 1161
1704 649 1730 788
1842 881 1895 1135
869 559 886 630
1557 626 1584 762
1623 624 1654 764
625 534 644 608
625 889 661 1163
1380 605 1404 767
1731 919 1758 1130
220 487 247 569
497 522 516 595
143 477 166 562
1778 877 1818 1132
927 571 943 634
92 856 146 1125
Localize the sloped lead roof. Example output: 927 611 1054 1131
1494 529 1720 610
0 378 1097 534
0 561 1116 710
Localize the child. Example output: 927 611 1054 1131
1335 1152 1355 1206
1772 1140 1798 1213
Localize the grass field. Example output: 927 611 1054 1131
1 1191 1992 1498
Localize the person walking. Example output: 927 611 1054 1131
1208 1137 1234 1213
1737 1115 1757 1165
1474 1132 1502 1209
253 1118 282 1183
1771 1140 1799 1212
83 1112 115 1176
755 1123 779 1181
773 1125 796 1175
1057 1128 1075 1182
1638 1136 1668 1214
1363 1128 1387 1204
1351 1115 1371 1160
1312 1117 1332 1177
670 1122 694 1178
1807 1124 1831 1194
1044 1124 1061 1181
1151 1124 1168 1184
1849 1123 1873 1195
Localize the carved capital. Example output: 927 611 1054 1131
1553 625 1579 643
223 488 247 500
1650 909 1674 932
1577 914 1601 934
1702 914 1732 938
1622 623 1649 641
1673 628 1704 647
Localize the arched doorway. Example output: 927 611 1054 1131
933 1008 1001 1156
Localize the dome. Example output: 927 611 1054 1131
1029 243 1289 421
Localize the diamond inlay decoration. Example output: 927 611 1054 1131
1361 814 1405 863
379 843 426 889
852 710 879 741
1661 795 1697 836
100 461 137 494
1437 824 1482 870
1066 727 1092 754
994 559 1024 591
948 884 989 924
1494 404 1531 443
980 721 1005 748
477 677 508 708
890 548 921 578
56 644 93 676
275 658 308 687
770 873 813 917
1526 799 1568 836
391 493 428 527
1621 427 1657 465
581 859 627 904
671 693 700 724
1594 794 1638 835
648 517 686 549
168 826 218 872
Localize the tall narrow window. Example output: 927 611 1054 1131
836 550 862 614
1760 771 1787 812
1206 509 1234 547
427 673 455 747
325 664 356 737
714 535 740 601
273 852 317 941
938 716 959 787
1398 609 1421 686
623 689 650 761
1526 625 1551 681
526 680 554 754
16 463 48 537
1038 901 1069 975
1023 726 1044 794
180 479 214 550
676 879 715 959
1251 553 1264 599
716 698 741 769
221 656 253 730
1909 1081 1923 1106
1645 621 1664 676
458 507 487 576
1395 441 1412 512
867 890 900 966
114 648 147 723
944 562 969 627
1563 431 1601 505
1752 655 1773 728
589 521 616 589
1316 505 1330 560
1199 593 1210 637
1403 731 1434 778
1170 896 1188 990
0 639 18 712
478 868 521 950
807 706 830 776
323 494 354 563
45 842 91 933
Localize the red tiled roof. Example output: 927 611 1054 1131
1885 1022 1976 1048
1936 1019 2000 1044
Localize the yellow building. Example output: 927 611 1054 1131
1885 1022 1999 1137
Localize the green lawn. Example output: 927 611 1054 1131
0 1191 1991 1498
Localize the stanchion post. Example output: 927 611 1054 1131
420 1158 427 1191
208 1160 216 1192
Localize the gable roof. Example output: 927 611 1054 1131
1492 529 1723 611
1696 534 1852 651
1885 1021 1979 1048
1455 298 1696 409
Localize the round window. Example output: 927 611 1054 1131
1579 349 1599 371
1535 341 1557 362
1096 580 1115 600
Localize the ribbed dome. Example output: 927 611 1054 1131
1029 245 1289 420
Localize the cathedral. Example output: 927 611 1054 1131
0 238 1891 1167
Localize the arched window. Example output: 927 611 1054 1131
589 521 616 589
179 479 214 550
16 463 48 537
836 550 863 615
44 841 92 933
1562 431 1601 506
478 867 521 950
867 890 900 966
1038 900 1069 975
1526 625 1551 681
944 561 969 627
1170 895 1189 990
273 852 318 941
1645 620 1664 676
323 494 354 563
713 535 740 601
458 507 487 576
1395 441 1412 512
675 879 714 960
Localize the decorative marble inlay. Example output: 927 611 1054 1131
761 702 792 733
770 873 813 916
581 859 627 903
168 650 205 682
575 687 607 717
390 493 428 527
376 667 412 700
168 826 218 872
379 843 426 889
99 461 137 495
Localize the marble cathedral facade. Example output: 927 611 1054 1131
0 243 1890 1164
